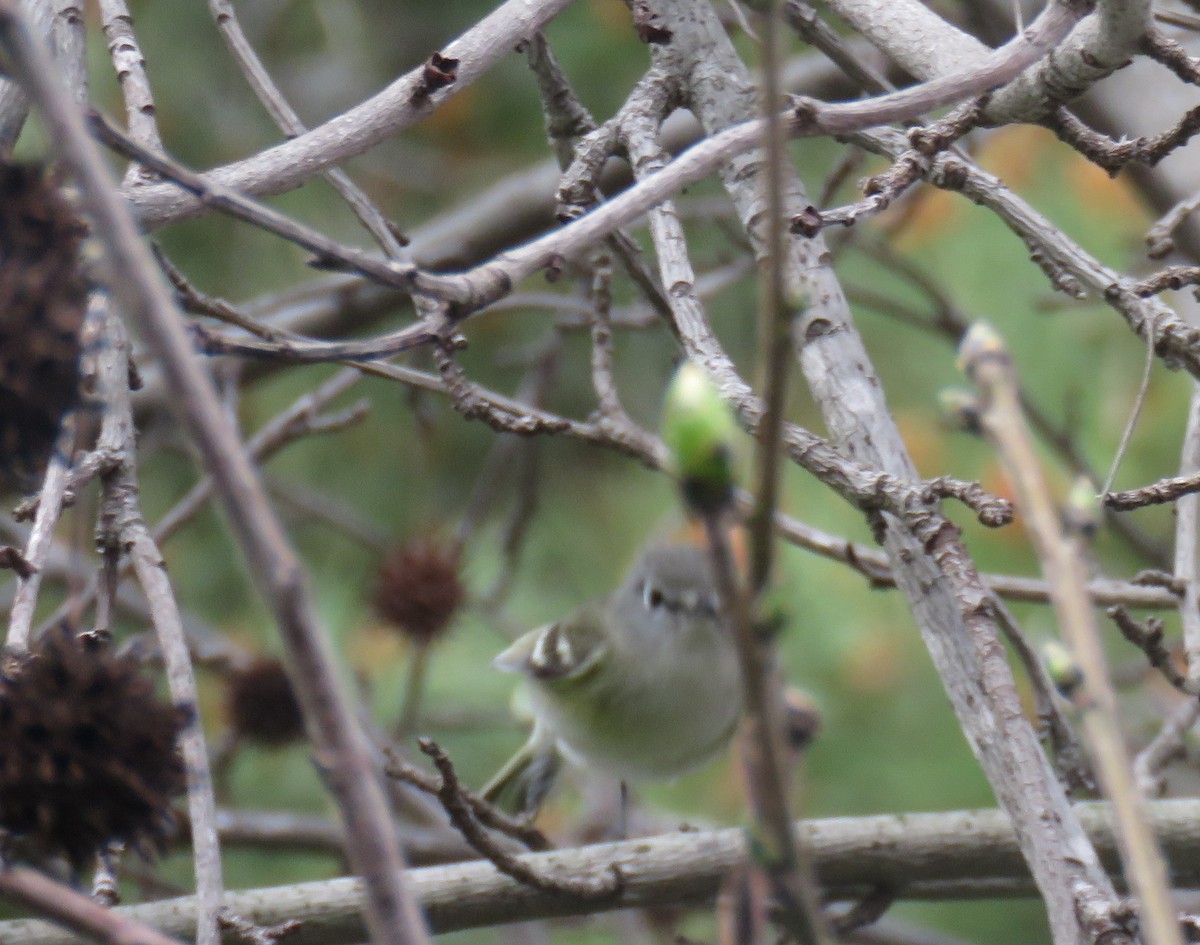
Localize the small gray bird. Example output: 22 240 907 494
482 544 743 811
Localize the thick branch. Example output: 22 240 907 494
6 802 1200 945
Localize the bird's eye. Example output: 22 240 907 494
642 582 665 609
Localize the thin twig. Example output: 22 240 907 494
396 642 432 743
741 2 830 938
1175 387 1200 686
588 253 628 422
1102 320 1157 497
385 747 550 853
783 0 892 95
962 323 1182 945
1108 606 1189 693
748 0 796 599
990 597 1093 793
830 887 896 936
5 418 74 652
702 515 826 945
205 0 407 259
265 477 391 554
413 739 619 899
96 0 163 187
1046 107 1200 176
1134 699 1200 797
1146 193 1200 259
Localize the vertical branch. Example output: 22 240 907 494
87 301 225 945
0 8 433 945
588 252 628 422
665 373 825 945
962 322 1182 945
1176 385 1200 684
396 641 432 742
746 0 792 598
738 2 828 941
96 0 163 186
1135 383 1200 795
702 514 827 945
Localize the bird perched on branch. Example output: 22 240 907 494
483 543 743 815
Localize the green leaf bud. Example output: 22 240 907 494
1041 639 1084 699
662 362 738 514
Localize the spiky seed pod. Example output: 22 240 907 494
0 626 188 868
0 161 89 492
226 657 305 746
373 540 465 644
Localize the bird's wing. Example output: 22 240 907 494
493 606 608 682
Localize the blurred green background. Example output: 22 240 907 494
8 1 1193 943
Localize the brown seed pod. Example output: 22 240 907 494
0 625 188 868
226 657 305 746
0 161 89 492
373 540 465 644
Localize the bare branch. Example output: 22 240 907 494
407 739 618 899
96 0 162 186
205 0 407 258
123 0 580 228
4 420 73 652
1176 388 1200 687
8 802 1200 945
1105 469 1200 511
962 322 1181 945
1108 605 1190 692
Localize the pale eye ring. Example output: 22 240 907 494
642 582 665 610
